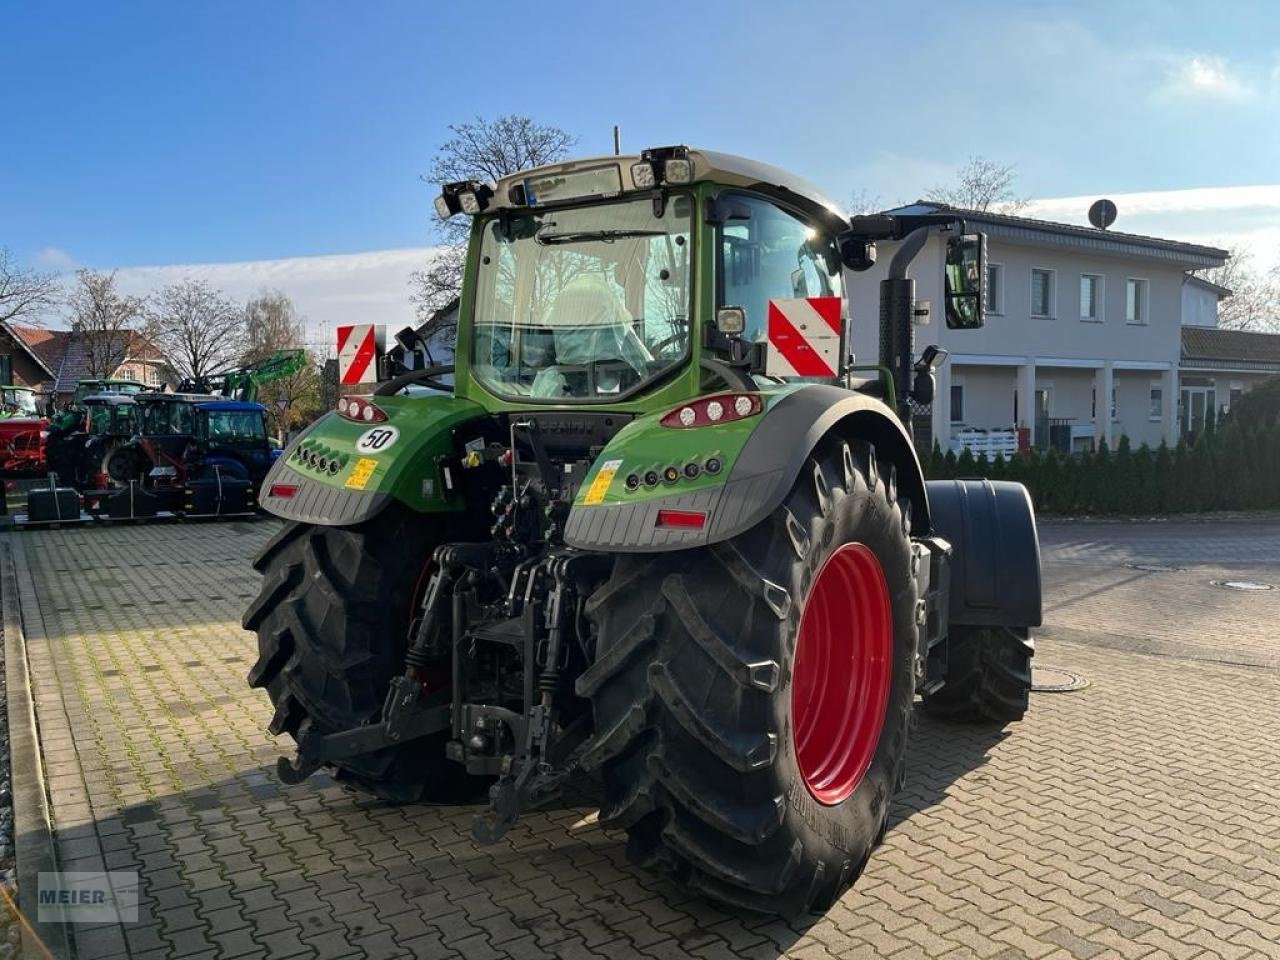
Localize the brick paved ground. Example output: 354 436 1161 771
7 517 1280 959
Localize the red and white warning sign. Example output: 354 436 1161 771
336 324 385 385
765 297 843 378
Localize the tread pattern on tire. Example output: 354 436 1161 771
243 509 469 802
922 625 1034 723
580 440 919 915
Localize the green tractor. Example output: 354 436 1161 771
245 147 1040 914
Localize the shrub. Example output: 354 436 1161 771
922 425 1280 516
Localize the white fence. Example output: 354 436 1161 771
949 428 1019 459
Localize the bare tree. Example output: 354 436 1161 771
1194 246 1280 331
410 115 577 342
144 277 245 383
0 247 59 327
243 290 322 436
925 156 1028 213
244 289 303 362
65 270 145 378
847 188 884 215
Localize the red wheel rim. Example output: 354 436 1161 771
791 542 893 805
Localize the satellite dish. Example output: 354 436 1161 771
1088 198 1117 230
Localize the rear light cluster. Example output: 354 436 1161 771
660 394 762 429
337 396 387 423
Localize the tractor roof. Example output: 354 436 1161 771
195 400 267 413
134 392 218 405
491 147 847 230
83 393 137 406
80 378 145 387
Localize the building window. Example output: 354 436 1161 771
950 384 964 423
1229 382 1244 410
985 263 1003 315
0 355 11 385
1126 278 1148 324
1031 268 1055 318
1080 274 1102 321
1150 385 1163 420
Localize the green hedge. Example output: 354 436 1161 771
923 417 1280 515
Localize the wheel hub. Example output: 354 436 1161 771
791 542 892 805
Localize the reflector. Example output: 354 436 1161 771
655 509 706 529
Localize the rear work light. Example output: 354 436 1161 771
337 396 387 423
656 509 706 529
660 393 762 429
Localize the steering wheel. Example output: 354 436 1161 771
648 333 686 359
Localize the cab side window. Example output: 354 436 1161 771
718 195 841 341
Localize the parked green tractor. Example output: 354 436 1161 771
245 147 1040 914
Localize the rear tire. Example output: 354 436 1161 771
921 626 1033 723
243 507 477 802
579 440 919 915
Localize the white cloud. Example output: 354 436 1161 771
34 246 78 271
1157 55 1256 102
1023 185 1280 270
109 246 442 354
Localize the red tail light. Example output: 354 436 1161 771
337 396 387 423
661 393 762 429
269 483 299 499
655 509 706 529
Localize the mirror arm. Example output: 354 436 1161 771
888 226 932 279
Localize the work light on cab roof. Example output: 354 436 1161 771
434 145 697 219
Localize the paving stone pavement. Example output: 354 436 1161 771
7 517 1280 959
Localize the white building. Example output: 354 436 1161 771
848 203 1279 454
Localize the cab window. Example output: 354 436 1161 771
717 195 842 342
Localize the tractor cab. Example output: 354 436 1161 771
84 393 139 437
117 392 217 490
46 378 148 464
189 400 275 485
0 386 40 419
0 386 49 475
77 394 140 489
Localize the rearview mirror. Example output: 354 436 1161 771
944 234 986 329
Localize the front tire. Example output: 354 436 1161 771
243 508 474 802
579 440 919 914
921 626 1033 722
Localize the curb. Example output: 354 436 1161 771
1 534 71 960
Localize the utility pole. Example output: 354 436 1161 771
612 125 621 156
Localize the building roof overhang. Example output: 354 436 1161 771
890 202 1229 270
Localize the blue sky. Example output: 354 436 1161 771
4 0 1279 332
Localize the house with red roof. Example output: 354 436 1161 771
2 325 170 410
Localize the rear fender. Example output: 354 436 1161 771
259 395 486 526
563 384 928 552
925 479 1042 628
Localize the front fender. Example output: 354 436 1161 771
563 384 926 553
926 479 1042 628
259 395 486 526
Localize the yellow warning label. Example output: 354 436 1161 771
583 459 623 505
345 457 378 490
